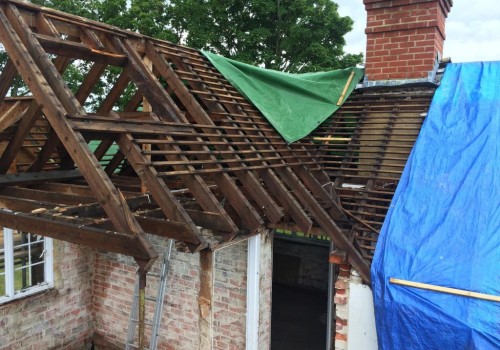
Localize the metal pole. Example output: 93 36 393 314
326 241 335 350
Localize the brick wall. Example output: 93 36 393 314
334 265 377 350
364 0 452 81
92 233 273 350
333 264 350 350
0 241 94 350
1 232 273 350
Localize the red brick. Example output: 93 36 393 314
365 0 451 81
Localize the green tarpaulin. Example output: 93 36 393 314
202 51 364 143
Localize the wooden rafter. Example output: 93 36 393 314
0 0 433 283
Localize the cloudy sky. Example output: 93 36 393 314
335 0 500 63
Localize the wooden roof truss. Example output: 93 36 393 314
0 0 378 281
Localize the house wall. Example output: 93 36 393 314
334 265 377 350
92 232 273 350
1 232 273 350
0 241 94 350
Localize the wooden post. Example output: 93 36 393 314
141 56 153 194
198 250 214 350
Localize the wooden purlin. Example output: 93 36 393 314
0 0 385 281
115 39 240 236
116 37 264 235
158 44 371 281
311 88 434 261
0 3 157 261
146 42 284 225
159 44 313 233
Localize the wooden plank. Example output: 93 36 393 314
70 119 188 135
198 250 214 350
0 193 58 213
94 216 201 245
0 101 26 132
116 133 205 245
34 181 100 197
34 32 127 66
0 185 95 205
25 128 60 172
0 169 82 186
75 62 108 103
0 209 152 259
147 43 283 225
390 278 500 302
119 39 247 234
0 58 18 102
168 54 311 231
80 27 105 50
35 12 60 36
0 102 42 173
0 5 156 261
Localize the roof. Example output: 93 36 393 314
0 0 438 282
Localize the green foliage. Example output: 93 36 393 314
0 0 361 109
169 0 363 72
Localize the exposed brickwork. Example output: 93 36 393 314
0 241 94 350
333 264 351 350
2 232 273 350
213 241 248 350
92 233 273 349
364 0 452 81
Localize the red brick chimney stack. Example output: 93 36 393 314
364 0 453 82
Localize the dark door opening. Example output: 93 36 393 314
271 233 331 350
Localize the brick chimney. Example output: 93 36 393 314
364 0 453 83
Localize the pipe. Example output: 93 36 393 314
326 241 335 350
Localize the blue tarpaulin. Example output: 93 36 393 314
371 62 500 350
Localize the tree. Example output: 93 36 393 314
169 0 363 72
1 0 361 104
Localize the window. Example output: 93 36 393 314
0 228 53 303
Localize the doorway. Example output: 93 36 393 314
271 232 331 350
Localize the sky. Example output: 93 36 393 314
335 0 500 63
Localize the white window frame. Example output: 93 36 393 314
0 228 54 304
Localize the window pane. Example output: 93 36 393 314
12 232 46 293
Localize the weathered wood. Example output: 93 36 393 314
198 250 214 350
390 278 500 302
0 169 82 186
116 133 205 245
0 102 42 173
34 32 127 66
0 209 152 259
0 58 18 102
80 27 105 50
75 62 108 103
0 4 156 261
120 39 246 234
0 101 26 133
147 43 284 225
25 128 60 172
0 185 95 205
